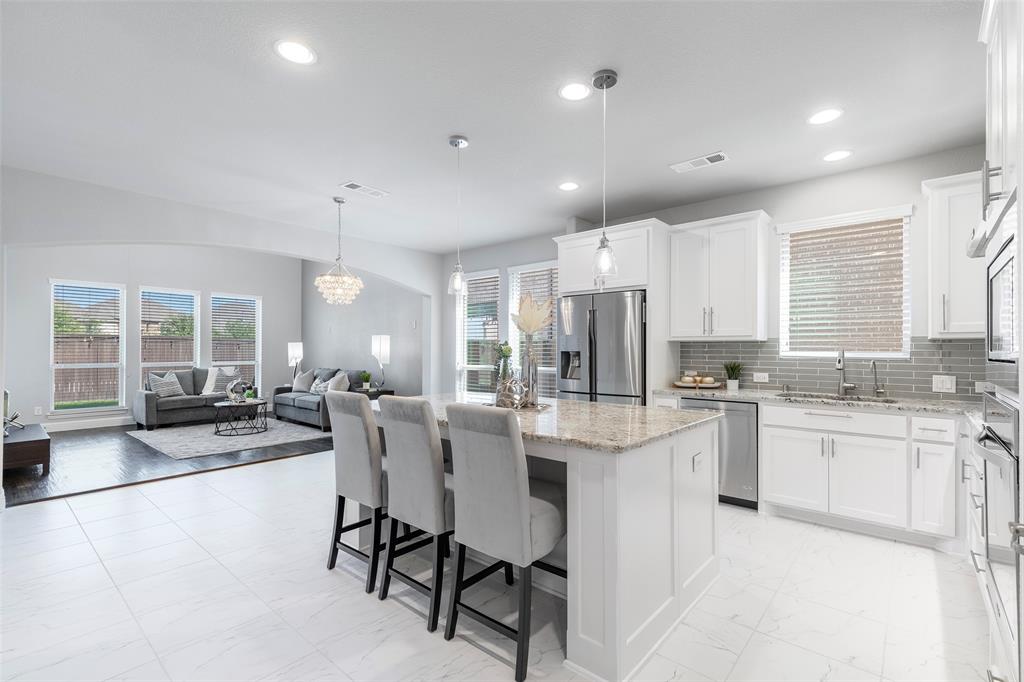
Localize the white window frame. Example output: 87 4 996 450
778 204 913 359
49 278 127 413
139 286 201 385
210 292 263 389
455 269 500 393
508 260 558 393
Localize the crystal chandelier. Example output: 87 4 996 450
592 69 619 290
315 197 364 305
448 135 469 295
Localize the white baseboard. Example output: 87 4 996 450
44 413 135 432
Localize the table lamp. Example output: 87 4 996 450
288 342 304 379
371 335 390 388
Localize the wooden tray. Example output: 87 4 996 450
673 381 722 389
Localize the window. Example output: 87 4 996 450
51 281 125 411
140 288 199 381
509 262 559 398
211 294 261 387
456 271 500 393
779 207 912 357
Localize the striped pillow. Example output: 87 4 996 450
213 367 240 392
149 372 185 398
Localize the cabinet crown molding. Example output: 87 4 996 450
668 209 772 233
921 170 982 195
552 217 668 244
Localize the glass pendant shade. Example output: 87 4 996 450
315 260 364 305
447 262 465 295
592 233 618 283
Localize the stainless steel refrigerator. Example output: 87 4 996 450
556 290 645 405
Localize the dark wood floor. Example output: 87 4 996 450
2 420 333 507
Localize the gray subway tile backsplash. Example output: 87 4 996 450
676 336 984 402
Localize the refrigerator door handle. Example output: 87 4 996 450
588 307 597 399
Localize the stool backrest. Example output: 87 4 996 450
326 391 384 508
378 396 447 534
446 403 531 567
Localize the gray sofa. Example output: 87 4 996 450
273 368 366 431
133 368 256 430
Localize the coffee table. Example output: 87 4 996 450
213 399 268 436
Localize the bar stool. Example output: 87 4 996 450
443 403 567 682
325 391 388 594
375 396 458 631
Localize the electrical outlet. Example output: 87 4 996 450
33 406 42 416
976 381 993 394
753 372 769 383
932 375 957 393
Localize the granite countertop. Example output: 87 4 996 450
387 393 722 454
653 386 981 417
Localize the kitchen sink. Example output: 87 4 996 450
776 391 899 404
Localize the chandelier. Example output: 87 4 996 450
315 197 364 305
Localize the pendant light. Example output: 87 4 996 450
315 197 364 305
592 69 619 290
447 135 469 295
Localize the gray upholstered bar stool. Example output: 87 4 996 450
325 391 388 594
443 403 567 682
375 396 456 631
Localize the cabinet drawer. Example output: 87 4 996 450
762 405 907 438
911 417 956 443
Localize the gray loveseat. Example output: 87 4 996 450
273 368 366 431
134 368 256 430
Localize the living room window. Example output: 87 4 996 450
140 287 199 383
50 280 126 411
456 270 500 394
211 293 262 388
509 261 559 398
779 206 912 357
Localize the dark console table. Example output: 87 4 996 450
4 423 51 475
352 388 396 400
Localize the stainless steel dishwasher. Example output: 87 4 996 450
679 398 757 508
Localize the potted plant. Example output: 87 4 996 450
723 362 744 391
359 371 372 390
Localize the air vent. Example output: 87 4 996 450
669 151 730 174
340 182 390 199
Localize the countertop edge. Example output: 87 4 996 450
653 388 980 417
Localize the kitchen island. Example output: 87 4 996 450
379 393 722 681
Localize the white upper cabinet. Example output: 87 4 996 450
669 210 769 341
923 172 986 338
555 220 658 295
981 0 1020 214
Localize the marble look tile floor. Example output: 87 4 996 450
0 451 989 681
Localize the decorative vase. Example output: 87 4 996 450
494 356 516 408
522 337 539 408
727 379 739 391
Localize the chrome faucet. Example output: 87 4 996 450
870 360 886 397
835 350 857 396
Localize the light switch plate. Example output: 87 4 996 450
976 381 993 394
753 372 769 383
932 375 957 393
33 406 42 416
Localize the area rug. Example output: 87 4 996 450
126 419 330 459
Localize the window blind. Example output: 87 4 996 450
509 265 559 398
51 282 125 410
140 289 198 378
211 294 260 386
780 217 911 356
459 274 500 393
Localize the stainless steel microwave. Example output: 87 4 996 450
988 236 1018 364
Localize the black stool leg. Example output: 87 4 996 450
441 534 451 558
378 517 399 600
444 542 467 640
515 565 532 682
365 507 384 593
327 495 345 570
504 562 515 585
427 533 445 632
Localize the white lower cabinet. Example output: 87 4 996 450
762 427 829 513
910 441 957 537
828 433 908 528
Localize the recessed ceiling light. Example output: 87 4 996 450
558 181 580 191
558 82 591 101
274 41 317 65
808 108 843 125
823 149 852 162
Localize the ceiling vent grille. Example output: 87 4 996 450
669 151 730 174
340 181 390 198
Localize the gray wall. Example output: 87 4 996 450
4 242 303 429
301 260 424 396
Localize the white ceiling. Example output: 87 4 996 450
2 1 985 254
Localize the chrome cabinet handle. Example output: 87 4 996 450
988 669 1007 682
831 438 836 458
702 307 707 335
918 427 947 433
970 492 984 510
915 446 921 469
942 293 947 331
820 437 825 458
969 550 986 574
708 307 714 335
804 411 853 418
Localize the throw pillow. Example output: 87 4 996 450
200 368 219 395
309 376 330 395
213 367 240 392
149 372 186 398
328 372 350 392
293 368 315 392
